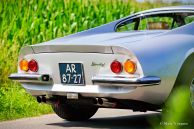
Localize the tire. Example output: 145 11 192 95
175 61 194 116
163 59 194 127
52 100 98 121
190 78 194 111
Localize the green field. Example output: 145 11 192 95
0 0 161 120
1 0 192 128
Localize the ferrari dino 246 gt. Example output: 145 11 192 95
9 6 194 121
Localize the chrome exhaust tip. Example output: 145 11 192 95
96 98 117 108
37 96 42 103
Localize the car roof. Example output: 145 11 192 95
116 5 194 24
113 6 194 32
143 5 194 12
137 5 194 15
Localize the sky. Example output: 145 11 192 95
136 0 194 3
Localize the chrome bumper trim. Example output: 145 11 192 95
92 76 161 86
9 73 160 87
9 73 51 84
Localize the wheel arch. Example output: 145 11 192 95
163 52 194 106
173 52 194 89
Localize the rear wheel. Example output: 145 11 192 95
175 62 194 116
190 78 194 110
52 100 98 121
164 60 194 126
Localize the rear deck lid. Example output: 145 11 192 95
31 31 166 54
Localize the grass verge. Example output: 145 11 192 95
0 83 52 121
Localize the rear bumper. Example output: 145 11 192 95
9 73 160 86
92 76 160 86
9 73 51 84
9 73 161 97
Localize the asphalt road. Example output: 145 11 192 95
0 109 161 129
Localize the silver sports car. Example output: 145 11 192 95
9 6 194 121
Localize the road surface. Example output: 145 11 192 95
0 109 161 129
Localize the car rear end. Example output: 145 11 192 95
9 43 160 111
10 44 156 92
9 36 164 122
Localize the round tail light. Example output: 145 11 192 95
124 60 136 74
19 59 29 72
110 61 122 74
28 59 38 72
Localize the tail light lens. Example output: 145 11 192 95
28 59 38 72
19 59 29 72
124 60 136 74
110 61 122 74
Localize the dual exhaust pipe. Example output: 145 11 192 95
36 96 56 104
37 96 47 103
37 96 117 108
95 98 117 108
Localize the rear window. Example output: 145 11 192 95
185 15 194 24
116 13 194 32
138 17 173 30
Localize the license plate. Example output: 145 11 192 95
59 63 85 85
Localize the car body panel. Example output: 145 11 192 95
10 6 194 106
